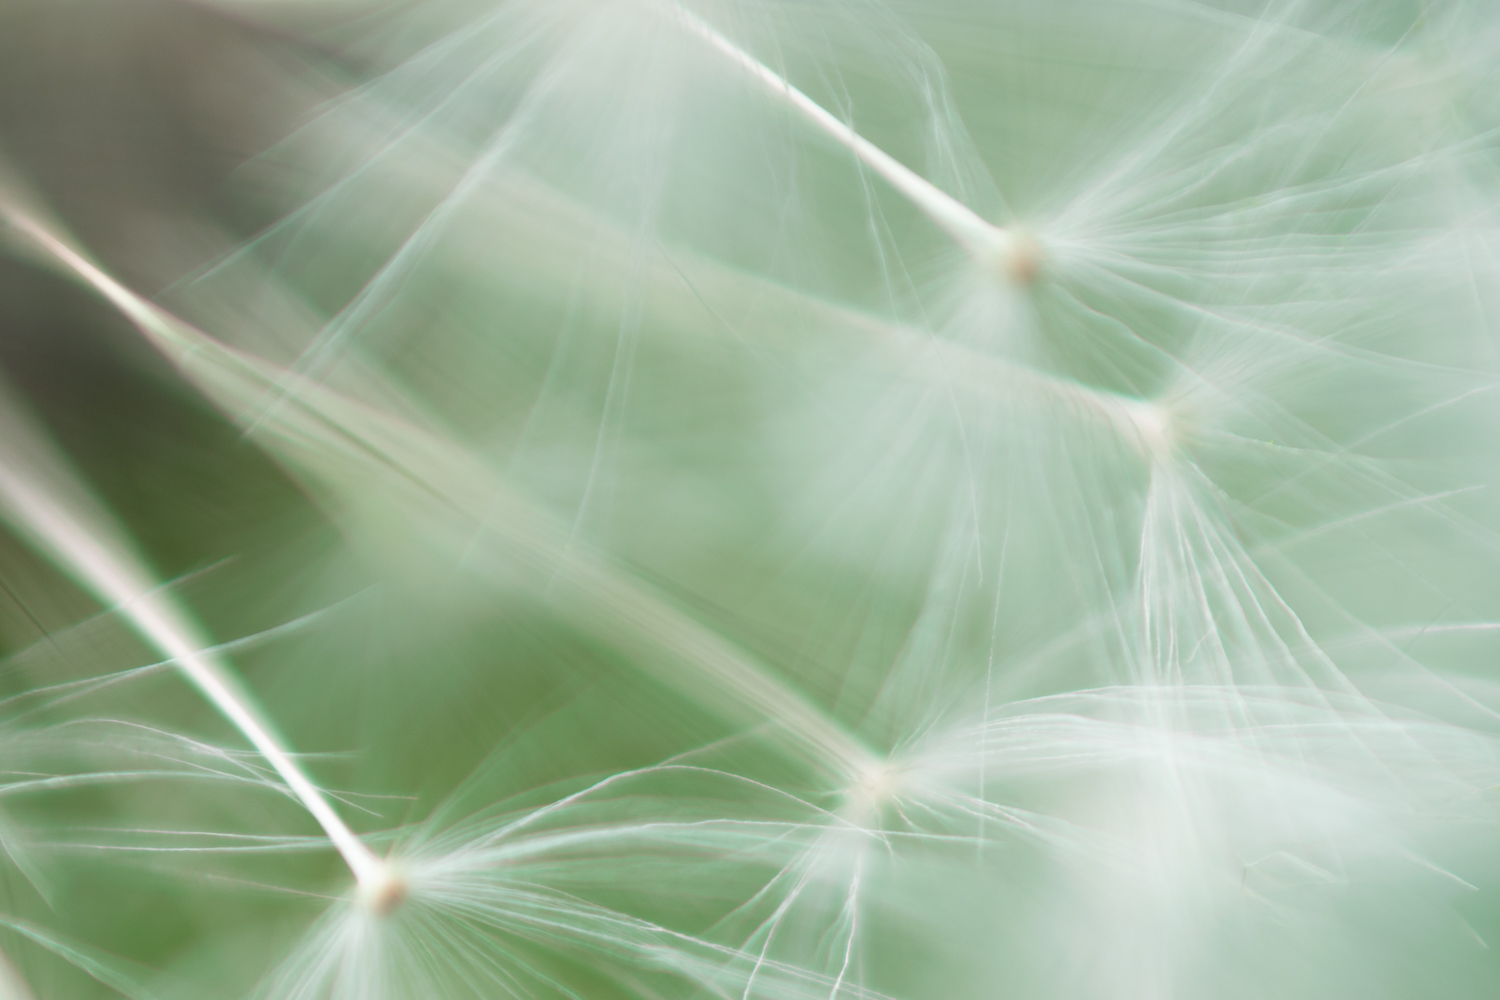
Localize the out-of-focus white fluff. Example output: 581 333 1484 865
4 0 1500 997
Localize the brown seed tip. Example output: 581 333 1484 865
1005 230 1044 286
363 868 409 917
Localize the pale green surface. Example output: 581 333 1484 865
3 0 1500 997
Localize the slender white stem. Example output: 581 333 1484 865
2 213 187 354
0 209 394 898
662 2 1032 276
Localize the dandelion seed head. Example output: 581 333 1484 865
9 1 1500 997
1117 398 1174 460
999 228 1044 286
359 862 409 918
975 226 1044 288
841 760 904 823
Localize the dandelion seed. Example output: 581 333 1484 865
5 1 1500 997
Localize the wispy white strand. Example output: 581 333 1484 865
657 0 1037 280
0 208 394 900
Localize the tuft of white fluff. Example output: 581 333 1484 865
5 0 1500 998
